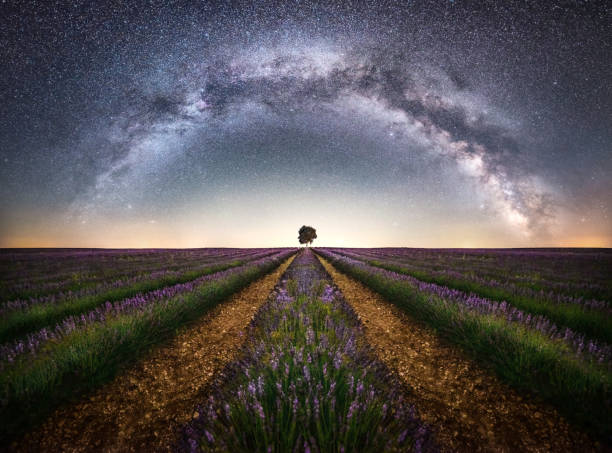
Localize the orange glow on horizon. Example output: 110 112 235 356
2 230 610 249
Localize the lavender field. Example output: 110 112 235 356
0 248 295 446
1 247 611 451
4 0 612 450
316 248 612 445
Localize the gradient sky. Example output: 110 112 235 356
1 0 610 248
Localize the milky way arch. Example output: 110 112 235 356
77 43 553 236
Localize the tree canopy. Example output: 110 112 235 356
298 226 317 246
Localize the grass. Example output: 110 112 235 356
317 251 612 442
0 254 291 444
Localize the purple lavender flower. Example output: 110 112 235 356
204 430 214 443
177 249 434 452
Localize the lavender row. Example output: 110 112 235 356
318 249 611 366
0 249 279 315
342 248 611 300
1 248 276 301
0 250 295 368
179 249 435 452
1 248 234 285
332 249 611 313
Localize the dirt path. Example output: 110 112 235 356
318 256 599 453
12 256 294 453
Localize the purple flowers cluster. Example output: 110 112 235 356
318 249 611 365
332 248 611 313
0 250 294 367
179 249 435 452
2 248 243 295
1 249 281 315
1 268 185 315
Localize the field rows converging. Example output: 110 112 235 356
327 248 612 344
1 247 610 451
0 248 281 344
315 248 611 441
14 254 296 452
1 248 296 444
317 255 596 452
0 249 272 301
333 248 612 301
177 248 437 452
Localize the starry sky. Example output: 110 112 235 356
1 0 610 248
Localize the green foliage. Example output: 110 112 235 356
298 225 317 245
369 260 612 344
0 261 244 344
322 253 612 441
0 258 287 444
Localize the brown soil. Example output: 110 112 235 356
12 256 294 453
318 256 600 453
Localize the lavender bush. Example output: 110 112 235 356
1 249 278 314
322 249 612 365
315 248 612 440
331 248 612 304
0 250 293 368
0 249 296 443
179 249 435 453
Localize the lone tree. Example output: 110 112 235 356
298 225 317 246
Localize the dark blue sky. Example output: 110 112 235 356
1 0 610 247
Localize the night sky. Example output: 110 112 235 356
1 0 610 248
